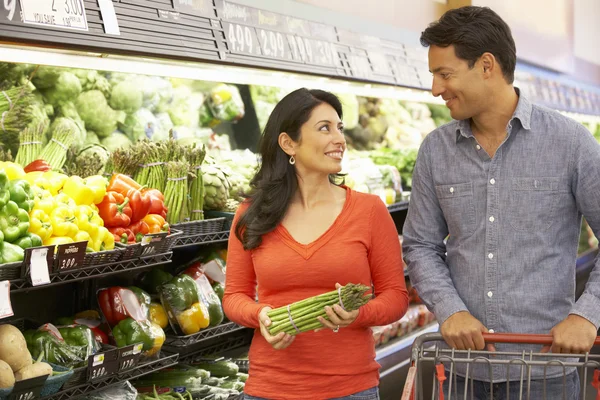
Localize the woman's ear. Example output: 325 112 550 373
278 132 296 156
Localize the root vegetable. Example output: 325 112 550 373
15 362 52 381
0 360 14 388
0 325 32 372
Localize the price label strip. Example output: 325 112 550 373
117 343 143 372
223 21 262 56
0 281 13 319
2 0 21 22
140 232 168 257
54 241 87 273
8 374 48 400
24 246 54 287
19 0 88 31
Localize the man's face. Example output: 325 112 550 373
428 45 486 121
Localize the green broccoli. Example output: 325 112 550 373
109 80 143 114
76 90 126 139
41 71 82 106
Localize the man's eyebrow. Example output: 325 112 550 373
430 67 452 74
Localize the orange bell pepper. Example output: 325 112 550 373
142 214 170 234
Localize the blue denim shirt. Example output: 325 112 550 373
403 90 600 381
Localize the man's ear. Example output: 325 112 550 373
480 52 495 76
278 132 296 156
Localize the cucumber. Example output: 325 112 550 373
220 381 245 391
236 373 248 382
192 361 239 378
204 377 222 386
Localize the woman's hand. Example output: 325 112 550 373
259 307 295 350
317 283 360 333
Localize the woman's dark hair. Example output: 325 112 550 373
235 88 343 250
420 6 517 83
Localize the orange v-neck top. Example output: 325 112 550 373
223 187 409 399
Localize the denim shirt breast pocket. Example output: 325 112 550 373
435 182 476 238
508 177 560 233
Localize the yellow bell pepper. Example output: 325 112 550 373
24 172 50 191
92 227 114 252
0 162 25 181
149 302 169 329
44 236 74 248
62 176 95 206
54 193 76 209
42 171 68 195
29 209 53 242
84 175 108 205
176 302 210 335
74 205 103 234
32 187 55 216
145 321 166 357
50 206 79 238
74 230 91 247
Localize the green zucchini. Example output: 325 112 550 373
204 377 223 386
236 372 248 382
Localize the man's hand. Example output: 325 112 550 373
441 311 491 350
543 314 597 354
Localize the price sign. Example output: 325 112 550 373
140 231 168 257
24 246 54 286
223 22 261 56
20 0 88 31
368 51 392 76
287 35 338 67
172 0 213 17
2 0 20 21
348 53 373 80
117 343 143 372
257 28 291 60
55 241 87 272
8 374 48 400
0 281 13 319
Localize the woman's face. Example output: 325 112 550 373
291 103 346 176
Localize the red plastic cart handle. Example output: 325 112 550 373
482 332 600 346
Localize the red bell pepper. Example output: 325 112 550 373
108 227 135 244
89 326 109 344
97 286 146 327
98 191 132 227
183 263 204 280
24 159 51 173
130 220 150 243
72 318 109 344
127 187 152 223
144 188 168 219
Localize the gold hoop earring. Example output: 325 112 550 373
289 156 295 165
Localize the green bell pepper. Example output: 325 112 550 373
8 179 34 213
58 325 100 358
112 318 153 351
160 275 199 312
0 171 9 210
0 201 30 243
1 242 24 263
14 232 42 250
140 268 173 294
24 329 86 368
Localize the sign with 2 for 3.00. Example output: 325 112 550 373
20 0 88 31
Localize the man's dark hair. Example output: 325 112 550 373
420 6 517 83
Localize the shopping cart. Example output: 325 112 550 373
401 332 600 400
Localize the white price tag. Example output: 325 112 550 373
20 0 88 31
0 281 13 319
133 343 143 355
97 0 119 35
92 354 105 367
30 248 51 286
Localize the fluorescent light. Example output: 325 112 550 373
0 43 443 104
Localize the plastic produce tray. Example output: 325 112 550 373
117 230 183 260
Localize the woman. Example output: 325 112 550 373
223 88 409 400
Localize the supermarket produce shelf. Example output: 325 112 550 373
10 252 173 293
164 322 246 350
40 352 179 400
387 201 410 214
178 328 254 364
172 230 231 249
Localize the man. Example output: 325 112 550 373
403 6 599 398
